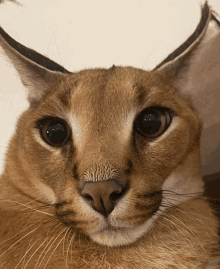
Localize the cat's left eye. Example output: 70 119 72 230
38 118 70 147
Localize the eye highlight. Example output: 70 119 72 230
38 117 71 147
135 108 173 138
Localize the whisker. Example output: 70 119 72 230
0 217 55 246
0 217 57 267
14 238 38 269
162 190 204 196
71 227 79 265
37 223 67 269
162 189 220 206
158 210 197 253
1 223 46 257
152 222 177 252
22 239 33 268
34 222 63 269
34 235 57 269
42 227 71 269
154 213 178 235
0 200 35 212
66 229 77 269
23 237 48 269
0 200 54 217
64 227 72 269
13 205 55 220
162 190 209 201
161 197 218 234
162 209 206 253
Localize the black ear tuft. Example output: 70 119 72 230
0 27 69 74
0 26 70 105
154 2 210 71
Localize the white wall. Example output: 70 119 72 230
0 0 220 174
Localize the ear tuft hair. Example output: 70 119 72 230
0 26 70 105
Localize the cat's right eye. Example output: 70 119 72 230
135 108 173 138
38 118 71 147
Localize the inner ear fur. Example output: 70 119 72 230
154 2 220 178
0 26 70 106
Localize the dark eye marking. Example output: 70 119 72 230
135 107 173 138
37 117 71 147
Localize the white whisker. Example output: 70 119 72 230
43 227 70 269
159 212 197 253
23 237 48 269
1 225 42 257
66 230 77 269
37 226 67 269
14 238 38 269
34 234 57 269
162 196 216 233
0 200 54 217
64 228 72 269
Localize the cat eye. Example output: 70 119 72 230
38 118 70 147
135 108 172 138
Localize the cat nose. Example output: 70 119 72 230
81 180 126 216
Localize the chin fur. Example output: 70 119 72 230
90 214 158 247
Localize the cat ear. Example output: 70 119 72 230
154 2 219 89
0 26 70 105
154 2 220 177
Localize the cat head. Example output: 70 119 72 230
1 2 219 246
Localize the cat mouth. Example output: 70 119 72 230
89 213 159 247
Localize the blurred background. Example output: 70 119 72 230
0 0 220 174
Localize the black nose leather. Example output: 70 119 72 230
81 180 125 216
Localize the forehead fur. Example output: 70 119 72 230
39 66 190 114
64 66 155 112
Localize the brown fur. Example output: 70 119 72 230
1 2 220 268
0 67 219 268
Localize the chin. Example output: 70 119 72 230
89 214 158 247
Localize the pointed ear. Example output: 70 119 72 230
0 26 70 105
154 2 220 177
154 2 214 81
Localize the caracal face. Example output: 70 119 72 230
10 66 201 247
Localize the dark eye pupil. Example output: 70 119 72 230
47 123 66 143
136 108 171 137
141 112 161 134
39 118 70 146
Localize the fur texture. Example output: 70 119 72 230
0 2 220 268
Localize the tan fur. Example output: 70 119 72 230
1 2 220 268
0 67 219 268
0 181 219 268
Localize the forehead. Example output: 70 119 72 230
40 65 184 126
41 66 185 136
38 66 185 124
66 66 157 117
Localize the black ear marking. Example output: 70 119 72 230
0 0 20 4
154 2 210 70
0 26 70 73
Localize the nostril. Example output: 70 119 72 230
110 190 123 201
82 193 93 202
